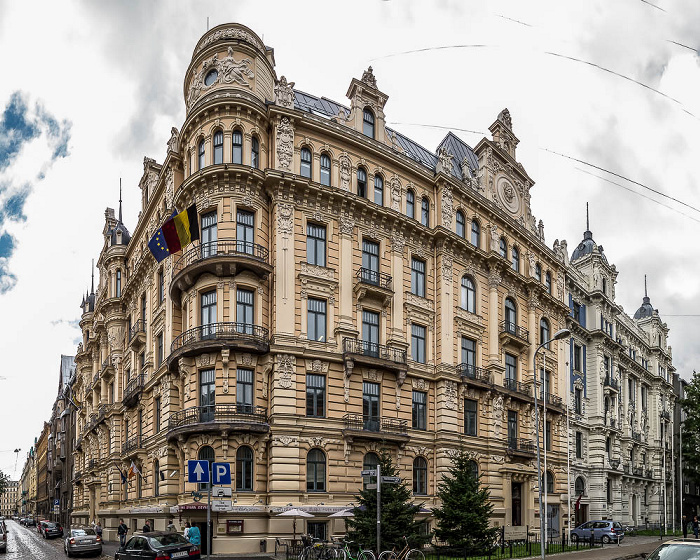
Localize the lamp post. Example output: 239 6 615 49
533 328 570 560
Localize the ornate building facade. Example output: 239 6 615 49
563 218 676 529
70 23 574 553
0 480 18 518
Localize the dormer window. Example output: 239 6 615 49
363 108 375 138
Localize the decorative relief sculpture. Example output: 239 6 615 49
275 76 295 109
441 186 453 227
276 117 294 171
361 66 377 89
277 354 295 389
441 255 453 282
498 108 513 130
164 167 174 210
390 175 401 211
167 127 179 153
492 394 504 437
489 225 500 252
195 26 264 56
277 203 293 235
445 380 457 410
338 153 352 190
219 48 255 86
390 232 405 254
339 215 354 236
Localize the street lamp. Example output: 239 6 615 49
533 328 570 560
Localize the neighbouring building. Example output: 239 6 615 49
19 445 36 517
36 423 50 520
1 480 19 518
564 216 676 529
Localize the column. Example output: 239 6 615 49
335 215 356 341
487 265 501 364
388 233 405 346
439 252 454 365
527 291 537 379
273 201 295 336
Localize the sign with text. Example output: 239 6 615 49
187 460 210 484
381 476 401 484
361 469 376 476
212 486 233 498
212 499 233 512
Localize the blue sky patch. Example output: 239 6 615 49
0 92 40 171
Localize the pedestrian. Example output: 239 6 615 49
95 521 103 540
184 521 191 540
187 523 201 546
117 518 128 547
143 520 152 533
683 515 688 539
693 516 699 539
166 518 176 532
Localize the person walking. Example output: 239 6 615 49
143 520 152 533
693 516 699 539
95 521 103 540
166 518 176 532
683 515 688 539
187 524 201 546
183 521 191 540
117 518 128 547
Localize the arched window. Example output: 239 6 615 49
471 220 480 248
542 471 554 494
198 139 205 170
307 449 326 492
363 108 375 138
575 476 585 496
213 130 223 165
505 298 517 332
499 237 507 258
363 453 379 488
545 272 552 294
406 189 415 219
456 211 465 238
198 446 215 490
461 276 476 313
320 153 331 186
232 130 243 164
116 270 121 298
357 168 367 198
154 459 160 497
251 136 260 169
511 246 519 272
540 318 550 348
374 174 384 205
300 147 312 179
413 457 428 495
467 460 479 479
535 263 542 282
236 446 254 491
421 197 429 227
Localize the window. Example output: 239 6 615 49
306 449 326 492
232 130 243 164
307 224 327 266
154 459 160 497
213 130 223 164
507 410 518 446
236 446 253 491
504 298 517 332
461 337 476 374
156 332 164 366
413 457 428 495
236 288 255 333
201 210 218 258
320 153 331 186
460 276 475 313
641 384 647 410
236 368 253 412
543 471 554 494
511 247 519 272
154 397 161 433
201 290 217 338
374 174 384 205
411 258 426 297
406 189 415 219
251 136 259 169
464 398 477 436
575 476 585 496
198 139 205 170
545 272 552 294
421 197 429 226
236 208 255 255
361 239 380 284
204 69 218 86
456 211 465 237
307 298 327 342
198 445 215 490
116 270 121 298
200 369 216 423
363 381 380 431
357 168 367 197
573 344 582 372
361 310 380 355
470 220 480 248
110 381 114 404
540 318 550 348
505 353 517 387
363 453 379 488
306 374 326 417
499 237 507 258
412 391 427 430
139 352 145 373
575 432 583 458
535 263 542 282
363 108 375 138
602 277 607 295
300 147 312 178
158 270 164 303
545 420 551 451
606 437 611 459
468 460 478 479
574 387 582 414
308 522 327 541
411 324 426 363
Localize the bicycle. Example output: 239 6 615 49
336 540 376 560
299 538 342 560
378 536 424 560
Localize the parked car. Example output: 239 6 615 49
37 520 49 534
570 520 624 543
64 527 102 557
39 521 63 539
22 517 36 527
115 532 201 559
643 539 700 559
0 523 6 553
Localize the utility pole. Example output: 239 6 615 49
207 468 212 560
376 463 381 556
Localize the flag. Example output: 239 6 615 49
575 493 582 511
127 461 141 479
147 204 199 263
147 224 173 263
118 467 127 485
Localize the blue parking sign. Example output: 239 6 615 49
212 462 231 485
187 459 210 483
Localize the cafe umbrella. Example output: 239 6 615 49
277 508 314 541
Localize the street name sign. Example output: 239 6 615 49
211 499 233 512
381 476 401 484
361 469 376 476
212 462 232 485
212 486 233 498
187 459 210 483
366 483 377 490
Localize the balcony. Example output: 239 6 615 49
604 415 618 429
540 391 565 411
342 338 407 373
171 240 273 301
354 267 393 305
661 410 671 421
121 437 142 456
129 319 147 348
457 364 492 387
97 404 109 424
92 371 100 388
646 468 655 479
167 404 269 441
503 378 532 400
631 431 642 442
123 374 145 408
342 413 409 444
609 459 620 470
168 323 269 370
85 413 98 433
604 376 619 392
75 436 82 451
499 321 529 349
633 466 644 477
507 437 536 458
87 459 97 471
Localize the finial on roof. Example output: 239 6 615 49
119 178 123 223
644 274 647 297
361 66 377 89
586 202 589 232
90 259 94 295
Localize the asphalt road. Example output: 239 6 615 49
4 521 110 559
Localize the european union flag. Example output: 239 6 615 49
148 227 171 263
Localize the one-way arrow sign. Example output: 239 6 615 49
187 459 210 483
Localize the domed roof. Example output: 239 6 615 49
109 220 131 246
570 230 608 264
633 296 654 320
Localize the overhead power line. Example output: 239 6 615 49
667 39 698 53
640 0 666 12
369 44 489 62
388 122 486 136
495 14 533 27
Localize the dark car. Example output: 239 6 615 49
64 527 102 557
115 532 201 559
644 539 700 559
0 523 7 553
24 518 36 527
40 521 64 539
570 520 624 543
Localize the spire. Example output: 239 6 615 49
582 203 592 241
644 274 648 297
118 178 123 223
90 259 95 295
586 202 590 232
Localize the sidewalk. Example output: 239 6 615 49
547 535 664 560
101 540 277 559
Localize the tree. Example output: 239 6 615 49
346 450 431 552
0 469 8 496
432 451 499 553
681 371 700 487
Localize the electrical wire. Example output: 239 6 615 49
369 44 489 62
495 14 532 27
667 40 698 53
388 122 485 136
640 0 666 12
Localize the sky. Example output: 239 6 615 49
0 0 698 476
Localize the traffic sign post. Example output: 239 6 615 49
212 462 232 485
187 460 214 560
212 486 233 498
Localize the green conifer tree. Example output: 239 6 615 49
681 371 700 487
432 451 499 552
346 450 431 552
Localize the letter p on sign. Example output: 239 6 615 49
212 462 232 485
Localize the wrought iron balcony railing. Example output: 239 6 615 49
457 364 491 384
123 374 146 404
168 404 268 430
541 391 564 408
504 378 531 396
173 239 270 277
633 466 644 477
355 267 392 289
604 376 619 391
343 413 408 436
499 321 529 342
661 410 671 421
609 459 620 470
121 437 141 455
129 319 147 342
507 437 536 455
632 431 642 442
170 322 269 354
342 338 407 365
